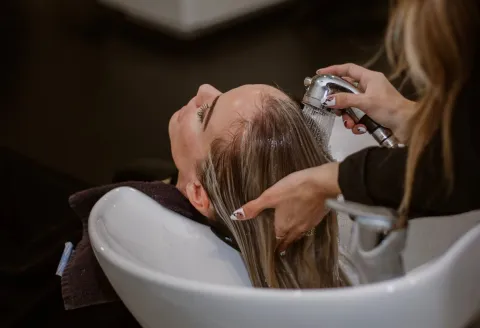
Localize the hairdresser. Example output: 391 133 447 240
231 0 480 250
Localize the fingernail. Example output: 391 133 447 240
343 120 348 128
357 126 367 134
230 208 245 220
322 96 336 107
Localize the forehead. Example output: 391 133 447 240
204 84 288 139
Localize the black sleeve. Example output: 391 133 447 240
339 146 407 210
337 144 450 218
338 91 480 219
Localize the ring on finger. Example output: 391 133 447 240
304 228 315 237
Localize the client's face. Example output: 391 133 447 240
168 83 288 215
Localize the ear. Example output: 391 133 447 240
185 180 212 218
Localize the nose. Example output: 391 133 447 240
195 84 222 107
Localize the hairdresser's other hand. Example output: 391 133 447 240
231 163 341 251
317 63 416 142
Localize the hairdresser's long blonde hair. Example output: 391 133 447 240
385 0 479 221
197 95 347 289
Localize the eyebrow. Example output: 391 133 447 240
203 95 220 131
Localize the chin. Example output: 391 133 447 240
168 117 176 159
168 112 175 131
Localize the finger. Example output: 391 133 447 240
230 191 275 220
342 113 355 129
274 224 287 243
341 76 355 84
317 63 372 86
278 228 303 252
352 124 367 135
322 92 369 111
333 109 343 116
341 76 360 89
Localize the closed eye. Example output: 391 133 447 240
197 103 209 123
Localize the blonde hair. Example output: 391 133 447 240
197 95 347 289
385 0 479 222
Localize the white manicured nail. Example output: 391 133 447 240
322 96 336 107
230 208 245 220
357 126 367 134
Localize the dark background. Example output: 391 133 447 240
1 0 391 326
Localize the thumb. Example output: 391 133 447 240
324 92 368 112
230 192 275 221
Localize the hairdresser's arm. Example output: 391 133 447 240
236 126 475 250
319 63 479 217
339 143 436 218
339 113 479 219
236 63 479 249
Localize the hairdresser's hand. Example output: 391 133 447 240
317 63 416 143
231 163 341 252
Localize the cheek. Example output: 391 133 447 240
170 112 204 166
169 112 181 153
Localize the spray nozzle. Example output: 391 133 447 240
302 74 399 148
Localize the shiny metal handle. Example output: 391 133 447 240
304 75 400 148
350 110 399 148
326 198 407 284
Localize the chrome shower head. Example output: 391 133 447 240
302 74 399 148
303 74 361 112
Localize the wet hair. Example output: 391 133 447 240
197 94 347 289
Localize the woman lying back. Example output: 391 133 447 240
169 84 348 288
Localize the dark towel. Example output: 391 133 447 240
61 181 206 310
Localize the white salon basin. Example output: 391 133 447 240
89 120 480 327
90 186 480 328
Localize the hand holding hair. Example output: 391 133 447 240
231 162 342 251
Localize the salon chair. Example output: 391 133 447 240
89 120 480 328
